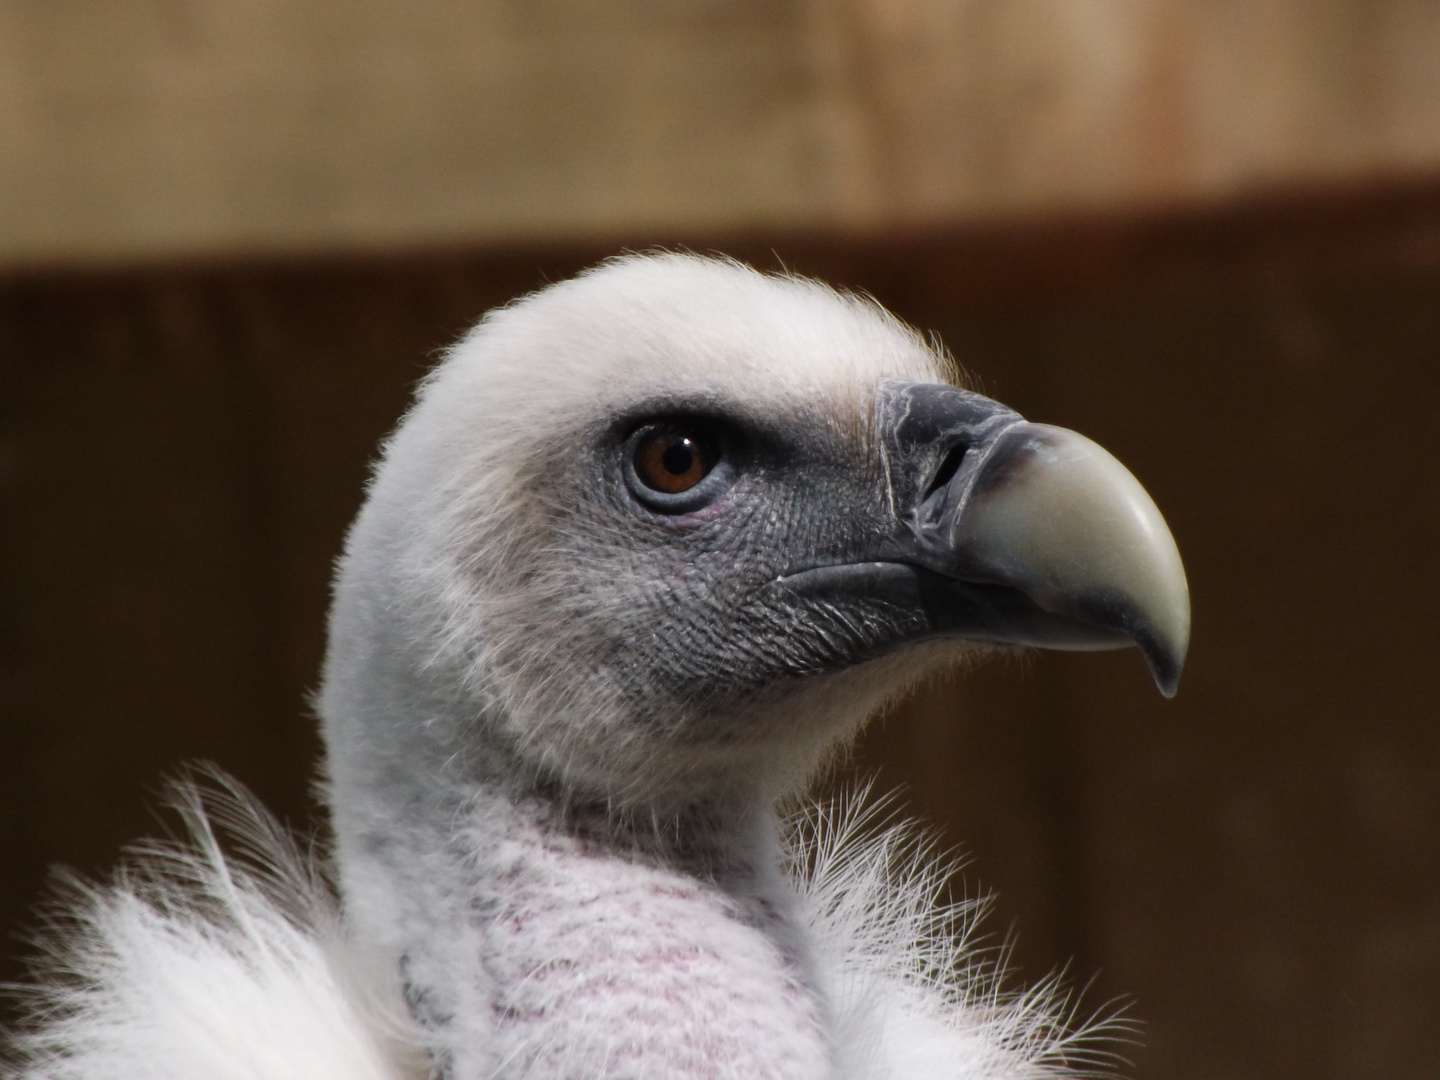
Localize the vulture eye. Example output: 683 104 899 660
624 422 734 512
635 430 713 493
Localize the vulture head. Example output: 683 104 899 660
321 253 1187 838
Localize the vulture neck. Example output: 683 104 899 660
321 649 831 1078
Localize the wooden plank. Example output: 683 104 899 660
3 1 1440 265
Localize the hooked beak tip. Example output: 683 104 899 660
948 422 1191 697
1139 627 1186 698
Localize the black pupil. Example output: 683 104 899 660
662 440 695 475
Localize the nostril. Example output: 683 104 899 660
923 442 969 501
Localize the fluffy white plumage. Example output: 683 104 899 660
7 777 426 1080
6 254 1178 1079
7 776 1125 1080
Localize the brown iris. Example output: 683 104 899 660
633 429 715 494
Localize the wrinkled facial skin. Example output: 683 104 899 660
476 389 940 798
590 396 914 704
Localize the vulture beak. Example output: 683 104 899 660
782 382 1191 696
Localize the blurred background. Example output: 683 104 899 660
2 3 1438 1077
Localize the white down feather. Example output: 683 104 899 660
5 774 1127 1080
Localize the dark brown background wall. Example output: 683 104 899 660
3 182 1439 1079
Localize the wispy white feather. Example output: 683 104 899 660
6 775 1125 1080
788 785 1134 1080
6 772 425 1080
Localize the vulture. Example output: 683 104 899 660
6 254 1189 1080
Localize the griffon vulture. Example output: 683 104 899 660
7 254 1189 1080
